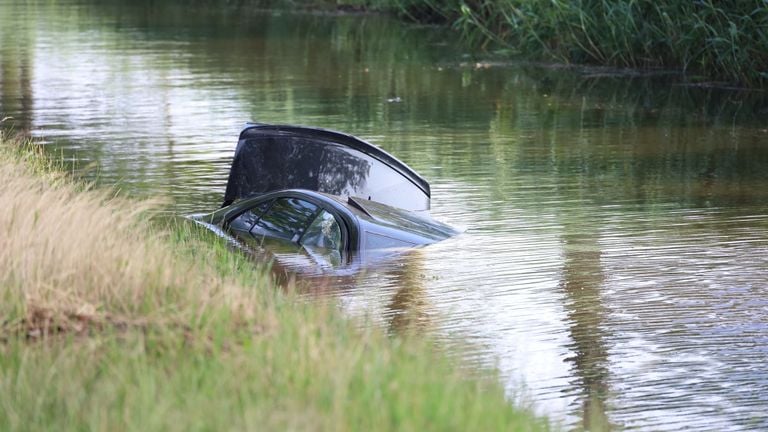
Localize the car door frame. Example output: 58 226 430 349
221 191 358 261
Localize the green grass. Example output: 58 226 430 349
0 129 548 431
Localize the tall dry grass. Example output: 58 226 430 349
0 137 273 338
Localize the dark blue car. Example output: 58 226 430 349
190 123 460 269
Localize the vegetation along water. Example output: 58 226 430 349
0 131 546 431
227 0 768 87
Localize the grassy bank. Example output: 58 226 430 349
226 0 767 87
0 131 548 431
399 0 768 88
434 2 766 88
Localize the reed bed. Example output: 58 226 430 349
105 1 768 86
390 0 768 87
0 132 547 431
253 0 766 87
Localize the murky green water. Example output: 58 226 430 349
3 1 768 429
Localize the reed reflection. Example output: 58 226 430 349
0 3 33 133
252 242 432 338
293 249 433 337
383 249 431 336
558 226 612 431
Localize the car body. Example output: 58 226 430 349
190 188 460 268
189 123 460 270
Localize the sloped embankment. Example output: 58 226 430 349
0 134 548 431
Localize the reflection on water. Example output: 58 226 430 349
383 250 431 335
2 1 768 429
559 226 611 431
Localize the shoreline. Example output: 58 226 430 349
0 130 549 430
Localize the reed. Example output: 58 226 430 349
0 131 547 431
387 0 768 87
177 0 766 86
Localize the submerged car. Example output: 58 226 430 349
189 123 460 269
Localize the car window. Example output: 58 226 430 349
300 210 343 252
251 197 318 241
228 201 272 234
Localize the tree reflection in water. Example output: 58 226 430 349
559 227 613 431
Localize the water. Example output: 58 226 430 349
2 1 768 429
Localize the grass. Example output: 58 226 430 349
0 129 548 431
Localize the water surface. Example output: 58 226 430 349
2 1 768 429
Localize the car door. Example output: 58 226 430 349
225 195 350 268
298 209 346 267
227 200 273 238
249 197 319 243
